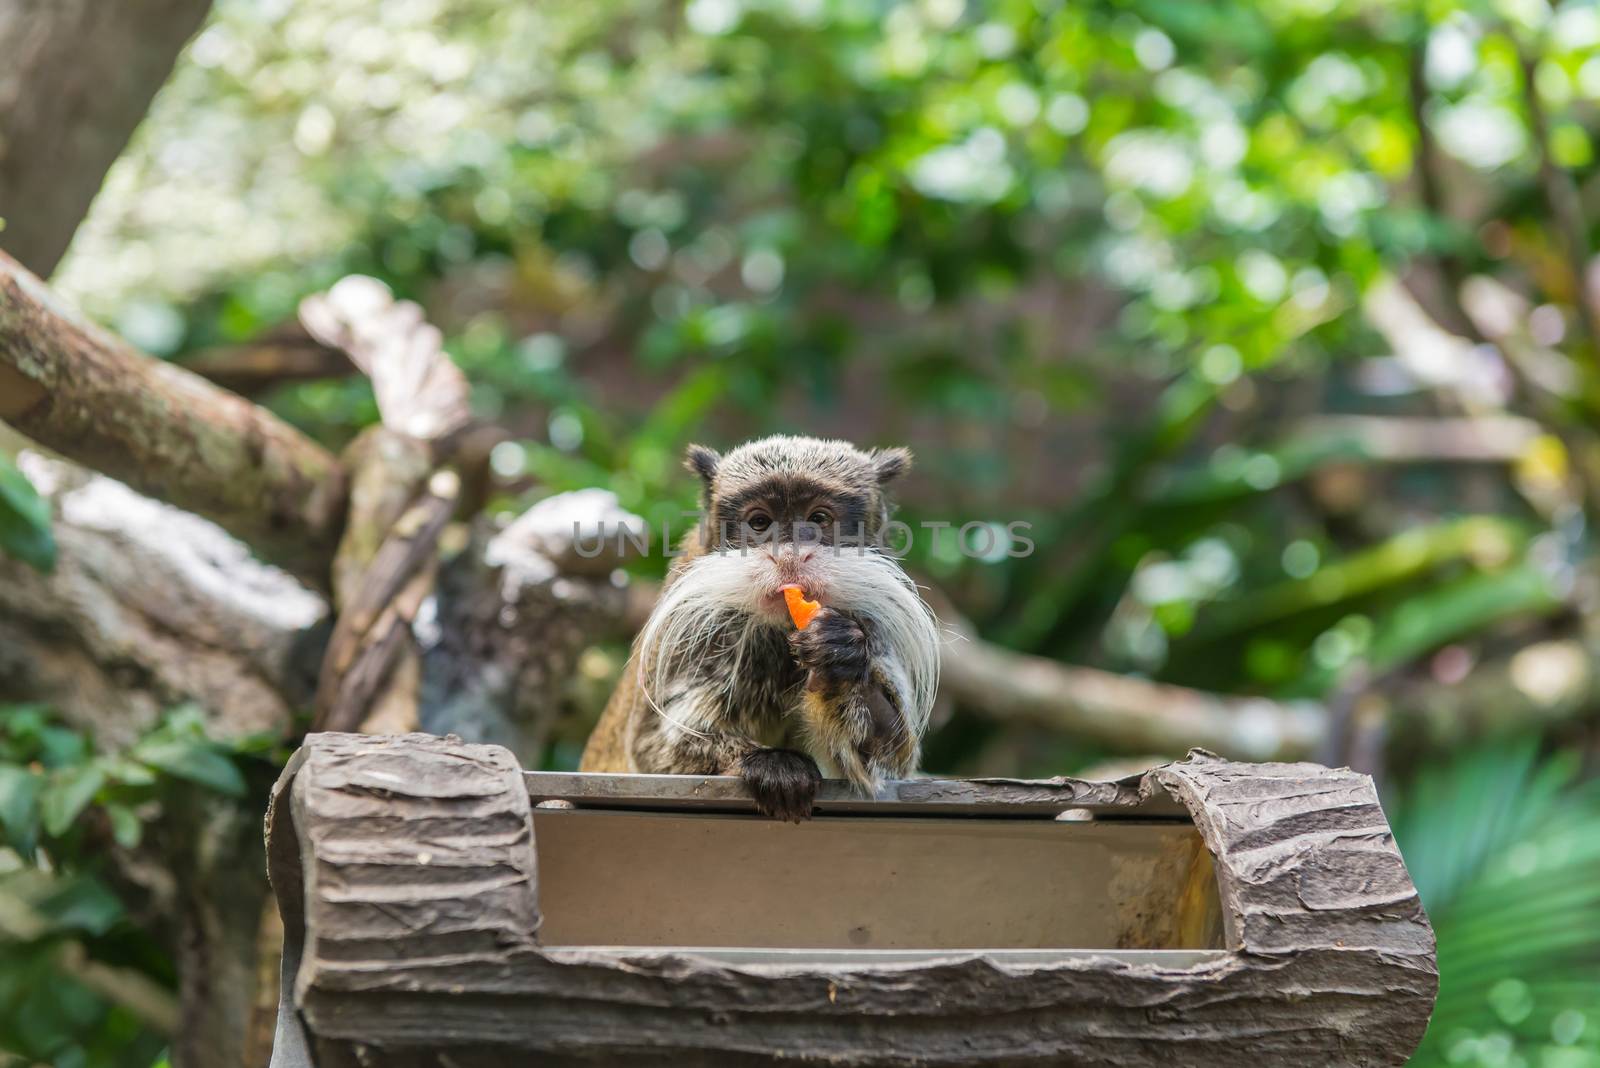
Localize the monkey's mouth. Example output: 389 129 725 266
758 583 824 622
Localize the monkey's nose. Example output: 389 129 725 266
777 545 817 563
769 545 814 582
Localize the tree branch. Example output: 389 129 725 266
937 622 1330 762
296 276 475 734
181 328 356 396
0 0 214 277
0 251 347 583
1293 414 1541 463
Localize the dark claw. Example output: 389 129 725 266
738 747 823 822
789 609 870 694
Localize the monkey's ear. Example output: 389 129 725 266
871 447 912 484
684 444 721 497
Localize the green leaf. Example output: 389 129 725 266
36 725 89 768
103 756 158 787
161 703 208 735
227 730 281 756
0 706 93 774
0 763 42 858
1 703 50 744
130 737 246 797
104 802 144 849
39 764 106 836
36 874 125 936
0 452 55 573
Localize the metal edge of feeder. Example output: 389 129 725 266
522 768 1192 818
265 732 1439 1068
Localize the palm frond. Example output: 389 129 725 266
1393 740 1600 1066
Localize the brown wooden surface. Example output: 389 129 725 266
267 732 1437 1067
531 810 1215 950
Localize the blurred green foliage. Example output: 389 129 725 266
14 0 1600 1062
1395 740 1600 1067
0 707 270 1067
0 706 255 863
0 455 54 574
60 0 1598 681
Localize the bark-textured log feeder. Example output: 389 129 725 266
265 732 1437 1066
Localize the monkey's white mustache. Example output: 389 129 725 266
633 547 941 741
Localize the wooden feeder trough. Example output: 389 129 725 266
265 732 1437 1067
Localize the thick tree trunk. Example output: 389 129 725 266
0 452 325 745
0 0 214 277
0 252 347 583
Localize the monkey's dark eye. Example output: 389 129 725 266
747 513 772 532
808 511 832 527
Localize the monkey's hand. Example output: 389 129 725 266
737 747 823 823
789 609 915 795
789 609 871 694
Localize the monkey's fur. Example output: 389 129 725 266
581 436 940 821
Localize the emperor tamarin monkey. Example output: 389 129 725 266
580 436 940 821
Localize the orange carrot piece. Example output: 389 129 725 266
781 584 821 630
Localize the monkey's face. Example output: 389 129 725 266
631 437 939 738
709 481 867 624
688 436 911 625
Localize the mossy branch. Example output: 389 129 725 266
0 251 347 585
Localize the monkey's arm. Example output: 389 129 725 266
790 609 919 795
623 680 824 823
